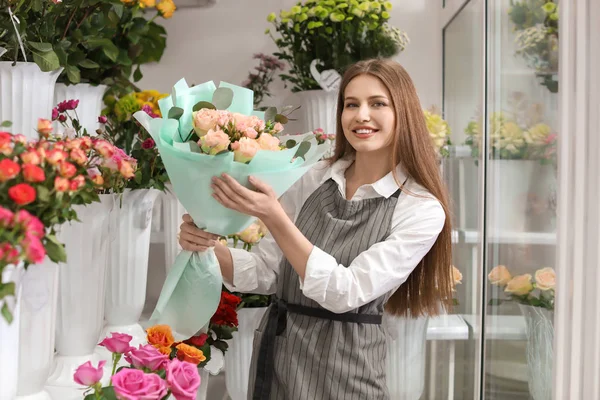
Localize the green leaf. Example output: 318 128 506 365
102 43 119 62
168 107 184 120
65 65 81 84
1 303 13 325
1 121 12 127
487 298 504 306
37 185 50 202
192 101 216 112
78 59 99 69
27 41 53 52
285 139 297 149
0 282 15 299
212 87 234 110
274 114 289 124
31 50 60 72
212 340 229 352
264 107 277 122
113 3 124 19
293 141 311 160
45 235 67 263
133 66 143 82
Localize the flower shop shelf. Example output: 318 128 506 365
456 229 556 246
461 314 527 341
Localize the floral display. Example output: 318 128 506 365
242 53 286 109
75 330 201 400
265 0 409 92
508 0 559 92
488 265 555 310
423 108 451 158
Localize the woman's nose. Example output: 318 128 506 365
356 104 370 122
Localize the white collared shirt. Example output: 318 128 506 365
224 158 446 313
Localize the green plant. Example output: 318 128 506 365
100 90 169 191
266 0 408 92
0 0 172 90
508 0 559 92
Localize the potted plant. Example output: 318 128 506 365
488 265 555 400
96 90 167 347
265 0 409 135
508 0 559 93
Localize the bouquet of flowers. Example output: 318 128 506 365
134 79 330 338
488 264 555 310
423 108 452 158
100 90 169 191
265 0 409 92
74 328 203 400
508 0 559 92
464 94 557 163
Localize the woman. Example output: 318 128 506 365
179 59 453 400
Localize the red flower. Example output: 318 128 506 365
141 138 155 150
22 164 45 183
8 183 36 205
52 108 59 121
98 115 108 124
210 292 242 327
184 333 209 348
0 159 20 182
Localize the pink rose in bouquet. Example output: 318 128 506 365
73 360 105 387
125 344 170 372
112 368 168 400
98 332 135 354
166 359 201 400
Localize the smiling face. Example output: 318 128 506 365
340 74 396 157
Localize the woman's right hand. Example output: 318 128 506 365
178 214 222 252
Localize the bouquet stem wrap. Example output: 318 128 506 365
134 79 330 338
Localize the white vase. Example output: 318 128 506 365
46 196 114 389
101 189 160 347
282 90 338 136
16 261 59 400
0 62 62 140
384 313 429 400
225 307 268 400
162 184 187 274
54 83 107 134
519 305 554 400
0 264 25 400
487 160 556 233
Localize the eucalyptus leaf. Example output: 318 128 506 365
192 101 216 112
285 139 297 149
274 114 289 124
212 87 234 110
168 107 184 120
264 107 277 122
293 141 311 160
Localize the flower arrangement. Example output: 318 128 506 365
488 264 555 310
242 53 286 110
423 108 451 158
0 206 46 323
75 330 202 400
265 0 409 92
0 0 174 89
508 0 559 92
100 90 169 190
464 94 557 162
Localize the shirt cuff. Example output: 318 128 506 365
223 247 258 293
300 245 338 301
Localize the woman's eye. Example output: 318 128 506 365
373 102 387 107
345 103 358 108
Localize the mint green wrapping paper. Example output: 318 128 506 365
134 79 330 339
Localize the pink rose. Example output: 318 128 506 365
257 133 281 151
98 332 135 354
22 233 46 264
231 137 261 163
166 359 201 400
0 206 14 228
534 267 556 291
73 360 106 387
244 127 258 139
192 109 219 135
237 223 262 244
112 369 167 400
199 128 231 155
16 210 45 238
246 115 265 131
273 122 284 133
125 344 169 372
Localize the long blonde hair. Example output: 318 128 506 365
330 59 453 317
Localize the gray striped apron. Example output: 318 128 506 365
249 178 402 400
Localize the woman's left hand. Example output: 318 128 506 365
211 173 280 221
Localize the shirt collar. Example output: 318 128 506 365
319 156 408 199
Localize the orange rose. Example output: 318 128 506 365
175 343 206 365
146 325 175 348
157 346 173 356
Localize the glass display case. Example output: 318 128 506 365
440 0 558 399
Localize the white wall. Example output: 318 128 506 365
138 0 443 109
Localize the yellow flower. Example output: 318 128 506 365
139 0 156 7
424 109 450 152
524 123 551 145
505 274 534 296
534 267 556 291
267 12 276 22
488 265 512 286
157 0 176 18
